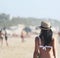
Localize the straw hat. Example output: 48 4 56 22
40 21 51 30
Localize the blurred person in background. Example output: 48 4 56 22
0 30 3 47
3 27 8 46
20 30 26 42
4 30 8 46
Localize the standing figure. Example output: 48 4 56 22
20 31 26 42
33 21 57 58
20 31 25 42
5 30 8 46
0 30 3 47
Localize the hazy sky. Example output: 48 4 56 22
0 0 60 20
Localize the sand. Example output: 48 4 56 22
0 36 34 58
0 35 60 58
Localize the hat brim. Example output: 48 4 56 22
39 26 51 30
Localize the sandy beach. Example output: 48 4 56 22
0 26 60 58
0 35 34 58
0 34 60 58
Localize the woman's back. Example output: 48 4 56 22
38 37 54 58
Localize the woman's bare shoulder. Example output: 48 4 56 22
52 36 57 41
35 36 41 44
35 36 40 42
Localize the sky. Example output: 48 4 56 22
0 0 60 20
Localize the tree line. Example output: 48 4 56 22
0 13 60 29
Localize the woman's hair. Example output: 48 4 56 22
39 29 53 46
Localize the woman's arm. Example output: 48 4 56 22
52 38 56 58
33 37 39 58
